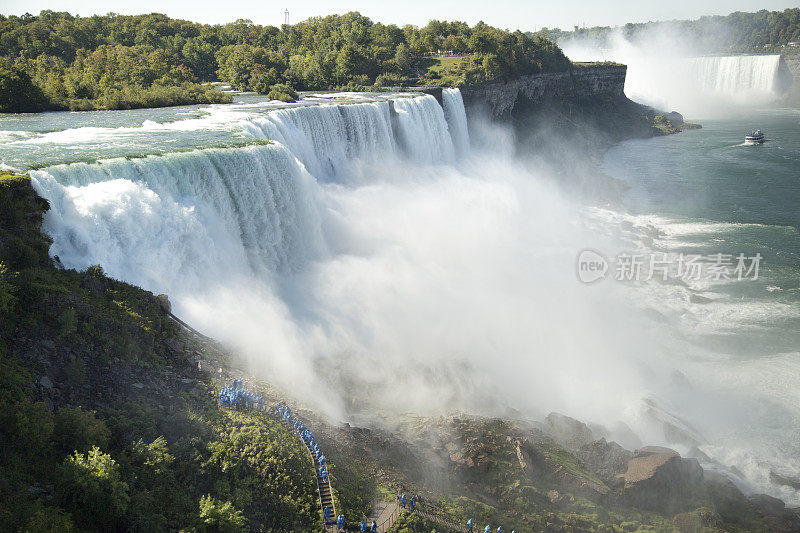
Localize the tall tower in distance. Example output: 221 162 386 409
284 9 290 25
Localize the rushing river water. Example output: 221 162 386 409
1 92 798 505
602 108 800 504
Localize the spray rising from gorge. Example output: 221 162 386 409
20 87 800 506
560 30 786 115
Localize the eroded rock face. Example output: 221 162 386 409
619 446 703 513
543 413 595 451
576 438 632 485
748 493 800 532
460 65 628 118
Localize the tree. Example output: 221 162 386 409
198 495 246 532
60 446 130 530
182 37 217 80
394 43 411 73
0 59 47 112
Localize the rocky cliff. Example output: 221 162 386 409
460 64 628 119
779 50 800 102
458 64 700 203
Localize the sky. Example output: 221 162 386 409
1 0 799 31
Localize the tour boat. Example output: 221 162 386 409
745 130 765 144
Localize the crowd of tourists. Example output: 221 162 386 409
219 382 514 533
218 378 264 410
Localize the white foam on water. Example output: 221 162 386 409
26 89 800 505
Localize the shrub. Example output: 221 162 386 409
53 407 111 455
23 504 75 533
267 83 298 103
198 495 246 532
60 446 130 530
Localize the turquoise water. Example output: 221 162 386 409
0 91 406 170
603 110 800 347
602 109 800 502
2 92 798 504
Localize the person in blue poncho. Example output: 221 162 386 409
371 520 377 532
467 518 473 532
400 493 406 508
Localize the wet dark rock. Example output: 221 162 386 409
771 470 800 491
577 438 632 483
619 447 703 513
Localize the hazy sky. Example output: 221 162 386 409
2 0 799 31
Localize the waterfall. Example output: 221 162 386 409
442 88 470 155
690 55 780 99
393 94 455 164
240 101 395 180
30 91 469 296
31 143 325 295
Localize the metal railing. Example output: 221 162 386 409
375 498 401 533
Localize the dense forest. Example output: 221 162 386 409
0 10 571 112
540 8 800 54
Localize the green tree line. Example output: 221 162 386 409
0 10 571 112
539 8 800 54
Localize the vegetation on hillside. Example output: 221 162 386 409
0 174 791 532
539 8 800 54
0 11 572 112
0 173 321 531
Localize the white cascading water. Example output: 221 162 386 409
623 54 782 113
30 93 466 290
690 55 780 99
31 144 325 294
25 87 800 506
442 88 470 154
240 101 395 181
561 32 784 114
393 94 456 164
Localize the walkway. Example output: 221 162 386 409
368 500 400 533
216 380 337 531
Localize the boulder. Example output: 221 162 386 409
749 493 785 513
576 438 632 484
749 493 800 532
619 446 703 513
770 470 800 491
544 413 595 451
